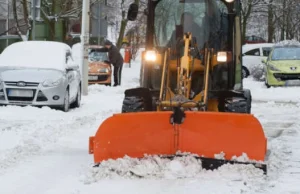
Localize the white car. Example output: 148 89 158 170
242 43 274 78
0 41 82 112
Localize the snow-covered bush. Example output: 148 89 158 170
249 63 265 82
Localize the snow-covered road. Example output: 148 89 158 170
1 55 300 193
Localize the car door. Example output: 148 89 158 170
242 47 261 74
261 47 272 74
70 52 81 93
66 51 77 100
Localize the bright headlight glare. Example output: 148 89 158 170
217 52 227 62
145 50 157 62
42 78 62 87
225 0 234 3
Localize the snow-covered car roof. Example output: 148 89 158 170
274 40 300 48
242 43 275 54
0 41 71 71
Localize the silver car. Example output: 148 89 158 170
0 41 82 112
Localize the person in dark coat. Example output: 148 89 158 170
99 40 124 86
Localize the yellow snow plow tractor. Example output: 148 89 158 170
89 0 268 174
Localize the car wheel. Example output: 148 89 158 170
242 66 249 78
62 89 70 112
265 79 271 88
264 73 271 88
71 85 81 108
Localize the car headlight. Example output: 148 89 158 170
98 68 109 73
42 78 62 87
268 64 280 71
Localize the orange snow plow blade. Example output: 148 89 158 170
89 111 267 173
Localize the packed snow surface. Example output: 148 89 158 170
244 77 300 103
0 49 300 193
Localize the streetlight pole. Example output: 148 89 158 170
81 0 90 96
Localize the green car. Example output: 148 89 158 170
263 43 300 87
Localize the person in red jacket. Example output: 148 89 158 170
99 40 124 86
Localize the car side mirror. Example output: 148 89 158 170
66 67 73 72
261 58 267 64
127 3 138 21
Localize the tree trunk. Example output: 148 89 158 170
49 0 57 40
267 0 274 43
22 0 30 39
12 0 22 39
241 0 253 44
280 0 286 40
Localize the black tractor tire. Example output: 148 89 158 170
223 89 252 114
121 96 145 113
121 87 154 113
243 89 252 113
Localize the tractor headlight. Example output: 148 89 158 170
145 50 157 62
217 52 227 62
268 64 280 71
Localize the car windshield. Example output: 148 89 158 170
154 0 228 51
88 49 108 62
271 47 300 60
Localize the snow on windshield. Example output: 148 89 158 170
88 49 108 62
0 41 69 71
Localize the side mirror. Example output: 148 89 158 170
127 3 139 21
261 58 267 64
66 67 73 72
66 65 78 72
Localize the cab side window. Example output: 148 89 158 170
244 48 260 56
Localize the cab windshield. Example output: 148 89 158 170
154 0 228 51
88 49 108 62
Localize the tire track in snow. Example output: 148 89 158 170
0 103 120 176
252 102 300 193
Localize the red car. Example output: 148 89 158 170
245 35 266 44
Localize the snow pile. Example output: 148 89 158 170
84 155 203 182
83 153 266 185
